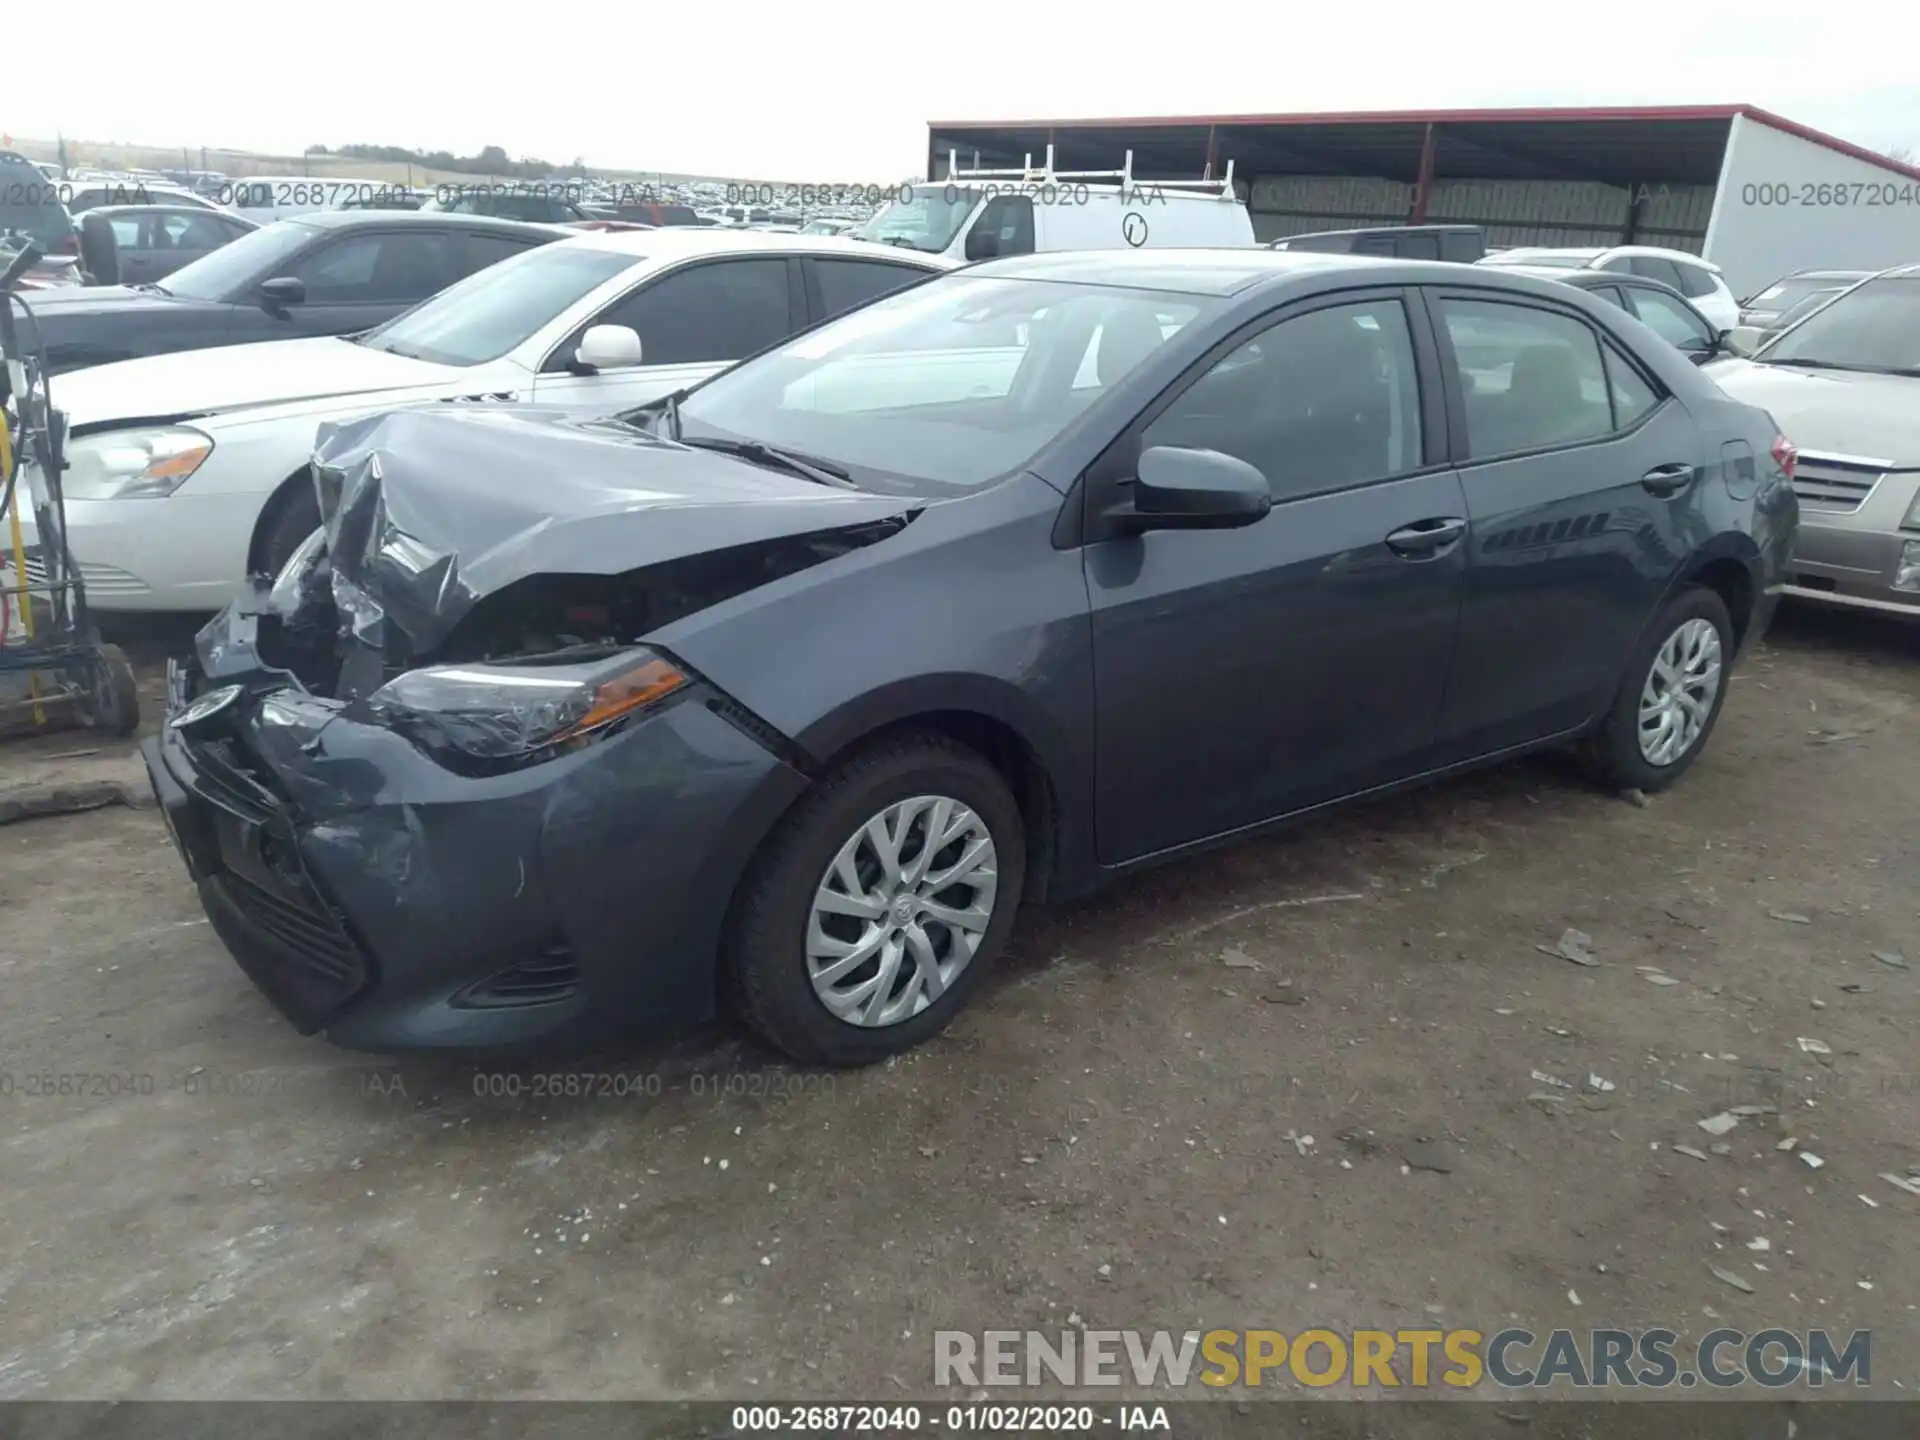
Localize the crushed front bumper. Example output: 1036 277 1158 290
144 641 809 1053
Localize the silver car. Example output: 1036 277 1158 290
1710 265 1920 616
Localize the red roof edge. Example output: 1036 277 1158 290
1735 106 1920 183
928 104 1920 182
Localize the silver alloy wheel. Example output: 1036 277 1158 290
806 794 998 1028
1637 617 1723 766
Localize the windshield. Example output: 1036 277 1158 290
852 186 976 254
1745 274 1858 312
666 275 1215 494
355 243 634 366
157 219 318 299
1761 275 1920 373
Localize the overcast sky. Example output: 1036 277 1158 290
10 1 1915 177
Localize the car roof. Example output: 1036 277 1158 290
970 247 1515 297
1494 265 1673 292
290 209 571 238
80 203 258 222
551 227 956 266
1785 268 1873 280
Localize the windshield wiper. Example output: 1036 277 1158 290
1764 357 1889 374
678 436 858 489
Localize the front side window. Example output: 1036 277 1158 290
289 232 453 302
1143 298 1423 501
670 275 1215 494
590 258 791 366
970 196 1035 258
1440 298 1612 459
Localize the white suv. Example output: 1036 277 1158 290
1477 245 1738 331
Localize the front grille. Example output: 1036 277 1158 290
1792 452 1885 514
456 947 580 1008
213 869 367 994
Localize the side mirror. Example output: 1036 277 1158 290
259 275 305 308
572 323 643 373
1720 326 1764 358
1118 446 1273 533
964 224 1001 262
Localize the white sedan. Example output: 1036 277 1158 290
25 231 952 610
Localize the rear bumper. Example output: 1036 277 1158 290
143 673 809 1053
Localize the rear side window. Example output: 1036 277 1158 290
813 259 928 322
1602 345 1660 428
599 258 792 365
1396 233 1442 260
1628 288 1714 353
461 232 542 275
1672 261 1718 300
1628 255 1686 290
1439 298 1613 459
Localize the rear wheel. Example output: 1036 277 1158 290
1580 585 1733 792
724 734 1025 1066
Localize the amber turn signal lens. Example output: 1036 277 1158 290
564 657 687 736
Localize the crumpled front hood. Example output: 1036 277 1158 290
1705 359 1920 467
52 335 462 429
316 404 921 654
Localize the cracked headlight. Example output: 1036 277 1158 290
63 426 213 499
365 647 689 770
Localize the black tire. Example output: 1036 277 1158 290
255 476 321 578
724 733 1026 1066
77 643 139 736
1579 585 1734 793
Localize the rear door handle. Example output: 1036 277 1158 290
1641 463 1697 497
1385 517 1468 557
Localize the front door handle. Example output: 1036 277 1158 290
1641 463 1697 497
1385 516 1468 557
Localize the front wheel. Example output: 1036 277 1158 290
724 734 1026 1066
1580 585 1733 792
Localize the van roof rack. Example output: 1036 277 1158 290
944 145 1236 197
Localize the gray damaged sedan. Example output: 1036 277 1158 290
1711 264 1920 617
146 250 1798 1065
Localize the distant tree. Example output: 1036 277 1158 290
306 143 330 155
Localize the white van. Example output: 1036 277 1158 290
849 149 1253 262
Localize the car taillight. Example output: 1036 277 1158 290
1771 435 1797 481
54 231 79 254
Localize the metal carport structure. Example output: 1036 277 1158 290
924 106 1920 292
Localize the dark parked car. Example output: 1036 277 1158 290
1272 225 1485 262
147 250 1797 1065
77 204 258 286
1493 265 1731 365
1738 269 1870 333
20 211 567 373
1 148 82 285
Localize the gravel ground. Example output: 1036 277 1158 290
0 604 1913 1407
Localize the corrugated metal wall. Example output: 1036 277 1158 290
1248 175 1716 251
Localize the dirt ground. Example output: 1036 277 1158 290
0 605 1914 1406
